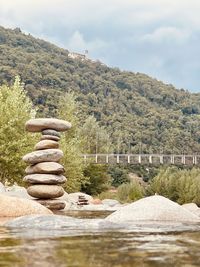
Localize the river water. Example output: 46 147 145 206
0 211 200 267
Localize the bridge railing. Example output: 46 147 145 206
81 154 200 165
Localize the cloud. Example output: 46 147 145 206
141 27 191 44
66 31 108 54
0 0 200 91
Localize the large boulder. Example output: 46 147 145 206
182 203 200 217
25 118 71 132
105 195 200 223
182 203 199 212
0 194 52 217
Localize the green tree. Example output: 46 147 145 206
0 76 36 183
58 91 88 193
82 165 111 195
80 116 112 154
108 166 129 187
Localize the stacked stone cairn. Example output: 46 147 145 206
22 118 71 210
77 195 89 206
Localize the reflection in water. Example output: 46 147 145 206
0 212 200 267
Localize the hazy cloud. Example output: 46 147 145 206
0 0 200 91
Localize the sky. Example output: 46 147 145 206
0 0 199 92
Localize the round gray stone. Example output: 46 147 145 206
40 135 60 141
25 118 72 132
34 140 59 150
25 162 64 175
27 185 65 199
22 149 63 164
23 174 67 184
42 129 61 137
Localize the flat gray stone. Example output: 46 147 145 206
42 129 60 137
27 185 65 199
34 140 59 150
25 162 64 175
40 135 60 141
26 118 71 132
23 149 63 164
36 199 66 210
23 174 67 184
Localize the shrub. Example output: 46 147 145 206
149 167 200 205
108 166 129 187
82 165 111 196
117 181 145 203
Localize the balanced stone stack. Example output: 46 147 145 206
22 118 71 210
77 195 89 206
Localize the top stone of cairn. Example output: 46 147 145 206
25 118 72 132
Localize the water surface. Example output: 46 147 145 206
0 211 200 267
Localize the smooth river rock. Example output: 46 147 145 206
23 174 67 184
0 194 52 217
25 118 72 132
23 149 63 164
34 140 59 150
36 199 66 210
40 135 60 141
27 185 65 199
25 162 64 174
105 195 200 223
42 129 61 137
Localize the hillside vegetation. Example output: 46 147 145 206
1 26 200 154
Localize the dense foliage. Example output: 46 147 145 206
0 76 36 183
1 26 200 154
148 167 200 205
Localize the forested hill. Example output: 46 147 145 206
1 25 200 154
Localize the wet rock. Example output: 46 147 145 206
0 194 52 217
36 199 66 210
26 118 72 132
90 198 102 205
25 162 64 175
105 195 200 223
101 199 120 207
27 185 65 199
23 149 63 164
42 129 61 137
0 182 6 193
40 135 60 141
34 140 59 150
23 174 67 184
